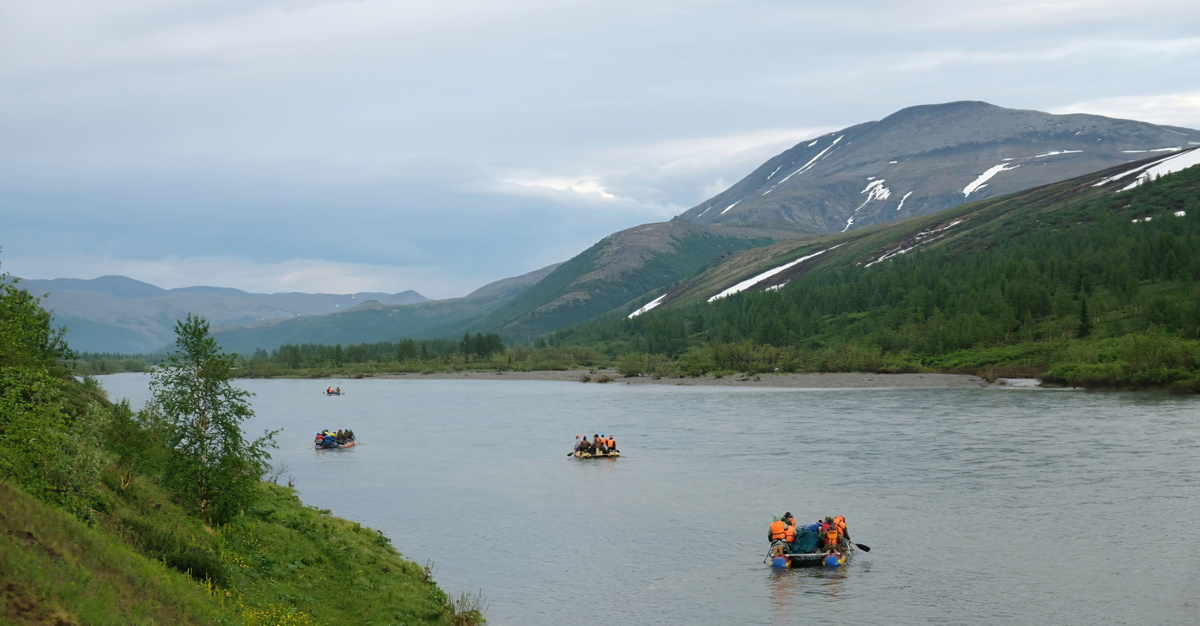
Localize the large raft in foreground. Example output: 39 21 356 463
571 450 619 458
772 547 851 568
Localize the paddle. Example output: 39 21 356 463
854 543 871 552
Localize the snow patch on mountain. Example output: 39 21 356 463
896 191 913 211
964 163 1020 197
708 244 845 302
764 136 843 194
1034 150 1083 158
842 179 892 232
865 220 964 268
1121 147 1182 153
627 294 667 318
1119 148 1200 191
720 200 741 215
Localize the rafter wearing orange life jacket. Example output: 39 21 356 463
833 516 848 540
783 521 796 543
823 515 849 549
768 519 787 542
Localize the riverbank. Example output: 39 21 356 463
366 369 1023 389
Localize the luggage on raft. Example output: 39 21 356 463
571 450 619 458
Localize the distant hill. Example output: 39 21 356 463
677 101 1200 233
209 263 561 354
18 275 428 354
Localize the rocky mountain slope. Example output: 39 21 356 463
678 101 1200 233
635 147 1200 314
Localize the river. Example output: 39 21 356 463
96 374 1200 625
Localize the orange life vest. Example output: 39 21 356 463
606 437 614 447
833 516 847 536
768 520 787 540
823 529 840 548
783 523 796 543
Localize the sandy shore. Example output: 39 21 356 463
366 369 1016 389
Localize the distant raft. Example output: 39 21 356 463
315 440 356 450
314 430 357 450
571 450 619 458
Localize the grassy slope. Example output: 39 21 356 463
476 227 777 339
1 481 235 625
2 475 465 625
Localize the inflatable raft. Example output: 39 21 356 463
773 549 849 568
571 450 619 458
315 440 356 450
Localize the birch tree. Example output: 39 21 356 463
146 314 277 524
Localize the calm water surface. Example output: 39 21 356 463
97 374 1200 625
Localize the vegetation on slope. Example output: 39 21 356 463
0 266 483 624
546 163 1200 391
472 224 776 340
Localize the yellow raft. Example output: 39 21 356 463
571 450 620 458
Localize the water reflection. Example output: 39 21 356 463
767 566 850 625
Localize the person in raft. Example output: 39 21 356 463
593 434 607 453
768 516 788 544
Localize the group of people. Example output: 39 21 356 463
314 428 355 449
767 512 851 555
573 434 618 454
325 386 342 395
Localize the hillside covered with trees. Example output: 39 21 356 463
547 162 1200 390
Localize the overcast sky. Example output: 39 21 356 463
3 0 1198 299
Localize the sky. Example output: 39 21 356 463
2 0 1199 299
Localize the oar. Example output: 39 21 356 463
854 543 871 552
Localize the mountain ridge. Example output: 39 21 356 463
678 101 1200 233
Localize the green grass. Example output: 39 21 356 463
0 481 238 625
2 474 483 625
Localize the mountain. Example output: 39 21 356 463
678 101 1200 233
211 223 791 351
19 275 428 354
35 102 1200 354
209 263 561 354
467 222 785 339
625 147 1200 317
546 148 1200 390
